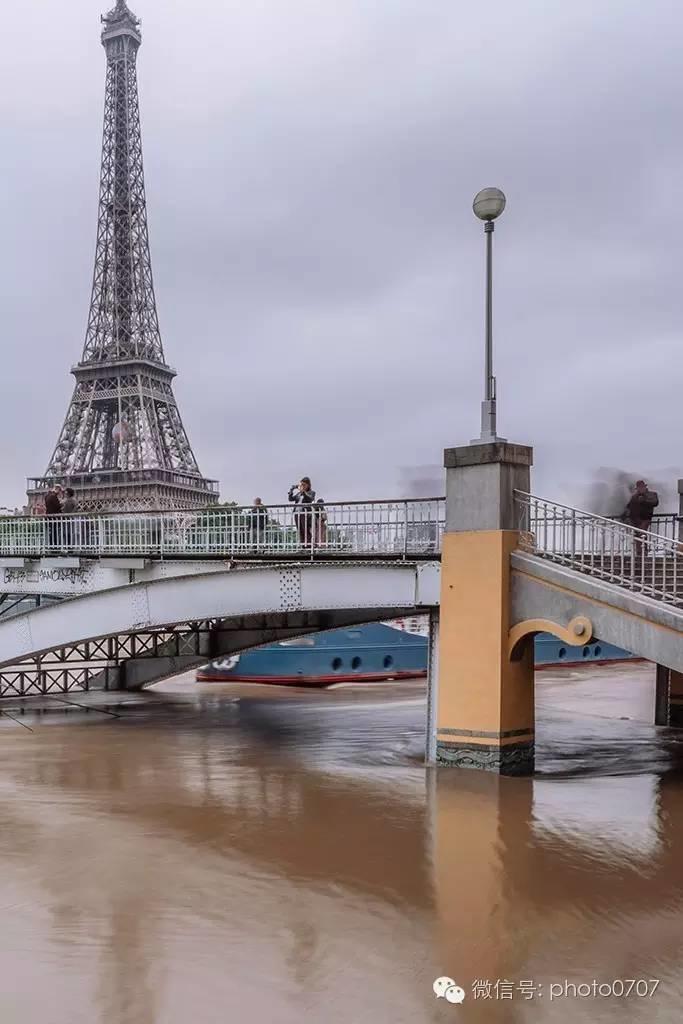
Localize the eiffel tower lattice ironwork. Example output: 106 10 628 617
27 0 219 513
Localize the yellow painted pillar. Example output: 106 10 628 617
433 442 535 775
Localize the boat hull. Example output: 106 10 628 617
196 621 637 688
535 635 639 669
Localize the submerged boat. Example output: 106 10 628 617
196 617 637 686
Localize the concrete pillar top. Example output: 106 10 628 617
444 442 533 469
443 440 534 533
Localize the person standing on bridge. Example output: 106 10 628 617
44 486 62 551
44 487 61 516
625 479 659 552
313 495 327 546
289 478 317 547
62 488 78 553
248 498 269 550
62 488 77 513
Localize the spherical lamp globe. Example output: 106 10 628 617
473 187 506 222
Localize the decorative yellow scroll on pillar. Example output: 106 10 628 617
508 615 593 662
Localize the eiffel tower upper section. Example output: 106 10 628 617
28 1 219 512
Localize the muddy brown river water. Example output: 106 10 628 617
1 662 683 1023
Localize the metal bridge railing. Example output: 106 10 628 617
514 492 683 606
0 499 445 560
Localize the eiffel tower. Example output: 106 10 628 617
27 1 219 513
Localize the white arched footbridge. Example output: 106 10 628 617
0 498 443 696
0 560 440 696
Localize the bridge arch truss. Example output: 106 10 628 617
0 561 440 698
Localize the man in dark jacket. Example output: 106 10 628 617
44 488 62 516
626 480 659 555
625 480 659 531
44 487 62 551
248 498 269 550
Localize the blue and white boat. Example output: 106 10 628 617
196 617 636 686
196 622 428 686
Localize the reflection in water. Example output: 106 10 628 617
0 663 682 1022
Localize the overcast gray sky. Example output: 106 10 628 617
1 0 681 510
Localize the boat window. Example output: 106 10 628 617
332 658 343 671
352 657 362 670
558 648 567 659
383 655 394 669
279 637 315 647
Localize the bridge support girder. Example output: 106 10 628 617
0 603 427 698
432 442 535 775
655 664 683 728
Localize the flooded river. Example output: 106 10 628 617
1 662 683 1022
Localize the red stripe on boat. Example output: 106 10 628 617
195 669 427 686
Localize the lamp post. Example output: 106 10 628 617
472 187 506 444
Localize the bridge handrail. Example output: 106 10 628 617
520 510 680 524
516 491 679 540
514 491 682 606
0 496 447 523
0 498 446 560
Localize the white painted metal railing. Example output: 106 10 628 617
515 492 683 605
0 499 445 560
